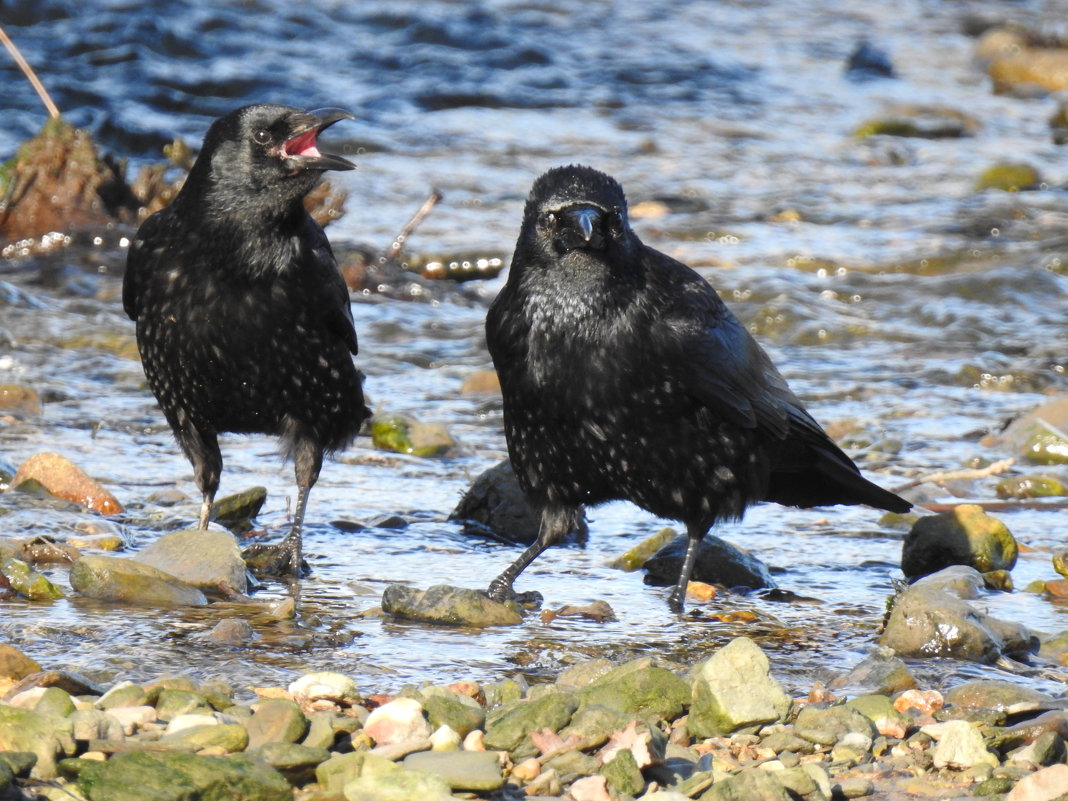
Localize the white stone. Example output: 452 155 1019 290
166 713 219 734
931 720 998 769
104 705 158 735
429 723 461 751
288 671 360 706
363 697 431 745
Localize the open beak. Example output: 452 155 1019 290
278 108 356 172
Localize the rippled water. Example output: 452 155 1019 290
2 0 1067 698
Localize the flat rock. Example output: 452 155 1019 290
382 583 522 627
403 750 504 791
343 767 454 801
160 723 249 752
134 528 247 593
70 751 290 801
1005 763 1068 801
316 751 399 794
945 680 1057 718
70 555 207 607
249 742 331 786
689 637 791 738
9 451 123 515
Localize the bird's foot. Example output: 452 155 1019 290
485 578 513 604
485 581 543 608
242 536 309 578
666 588 686 615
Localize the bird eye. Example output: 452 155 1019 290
252 129 271 145
609 209 625 234
538 212 557 230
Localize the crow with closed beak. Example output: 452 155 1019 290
123 104 370 576
486 165 910 612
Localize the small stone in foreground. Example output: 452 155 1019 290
344 767 454 801
403 750 504 791
244 698 309 749
1005 762 1068 801
381 583 522 627
931 720 998 769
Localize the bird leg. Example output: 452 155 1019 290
242 484 311 578
196 495 213 530
175 418 220 531
487 505 578 602
667 524 705 614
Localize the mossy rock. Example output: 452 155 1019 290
976 163 1041 192
995 475 1068 499
370 415 454 457
901 504 1017 579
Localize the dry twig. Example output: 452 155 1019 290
0 24 60 119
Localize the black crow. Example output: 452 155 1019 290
485 165 910 612
123 104 370 576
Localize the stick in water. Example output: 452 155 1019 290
0 24 60 119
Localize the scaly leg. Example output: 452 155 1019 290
666 523 705 614
487 505 579 601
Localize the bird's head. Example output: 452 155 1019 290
521 165 635 263
188 104 356 215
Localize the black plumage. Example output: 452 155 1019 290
123 104 370 575
485 165 910 612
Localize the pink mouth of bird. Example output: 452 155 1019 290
280 128 322 160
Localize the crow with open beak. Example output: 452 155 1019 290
123 104 370 577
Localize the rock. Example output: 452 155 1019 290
96 681 147 710
244 699 308 749
449 458 587 546
1005 763 1068 801
901 505 1017 579
363 697 430 745
607 527 678 571
0 705 75 779
930 720 998 769
315 751 399 794
165 713 218 734
577 659 689 723
459 370 501 395
910 565 985 598
560 704 634 751
484 689 578 754
70 709 125 742
829 647 916 695
988 44 1068 94
0 556 64 600
343 767 454 801
403 750 504 791
0 760 11 796
540 600 616 623
1009 731 1067 767
701 767 793 800
289 672 362 709
4 669 104 698
600 747 645 796
945 680 1057 719
832 776 874 798
0 643 42 680
209 486 267 532
71 751 290 801
689 637 791 738
794 705 876 748
0 384 42 416
102 705 157 736
995 475 1068 499
984 397 1068 465
155 689 208 721
161 723 249 752
207 618 254 643
845 695 910 739
878 581 1037 663
69 555 207 606
249 742 331 786
853 105 978 139
8 452 123 515
134 529 248 594
993 710 1068 753
644 534 776 589
370 414 454 457
33 687 76 719
976 163 1041 192
845 40 895 79
1054 551 1068 578
428 723 461 751
419 689 485 737
381 583 522 627
557 658 616 690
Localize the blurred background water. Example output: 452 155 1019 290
0 0 1066 697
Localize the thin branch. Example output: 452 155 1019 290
0 24 60 119
892 457 1015 492
381 189 442 263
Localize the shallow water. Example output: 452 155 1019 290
1 0 1067 699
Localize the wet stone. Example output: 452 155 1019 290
556 658 616 690
381 583 522 627
0 556 64 600
370 414 455 457
134 528 248 594
403 750 505 791
689 637 791 738
945 680 1057 719
608 527 678 571
901 504 1018 579
9 452 124 515
69 555 207 607
207 618 254 643
1008 731 1067 767
644 534 776 590
829 647 916 696
209 486 267 532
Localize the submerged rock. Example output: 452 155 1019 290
901 504 1017 579
829 647 917 696
976 163 1042 192
450 458 587 546
644 534 776 590
8 452 123 515
69 555 207 607
370 414 455 457
607 527 677 571
689 637 791 738
984 396 1068 465
0 384 42 416
381 583 522 627
209 486 267 532
0 556 64 600
134 528 248 594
